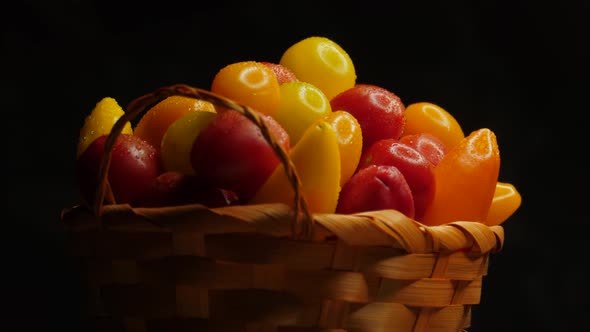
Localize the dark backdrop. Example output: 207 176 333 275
4 1 588 331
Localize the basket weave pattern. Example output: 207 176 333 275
61 85 504 332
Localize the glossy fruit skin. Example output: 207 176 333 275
250 121 341 214
190 110 290 202
160 110 217 175
485 181 521 226
322 110 363 186
399 133 448 166
420 128 500 226
76 134 161 206
330 84 406 153
211 61 280 116
336 164 415 219
403 102 464 150
280 36 356 100
77 97 133 158
273 81 332 144
260 61 299 84
134 95 211 153
138 171 239 208
358 139 435 221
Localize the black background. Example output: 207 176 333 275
4 1 589 331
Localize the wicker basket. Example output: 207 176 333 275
60 85 505 332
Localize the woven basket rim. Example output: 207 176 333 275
61 201 504 255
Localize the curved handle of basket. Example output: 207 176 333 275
92 84 313 239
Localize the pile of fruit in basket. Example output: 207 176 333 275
75 36 521 226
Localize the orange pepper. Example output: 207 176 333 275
485 182 522 226
420 128 500 226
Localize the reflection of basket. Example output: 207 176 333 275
60 85 504 332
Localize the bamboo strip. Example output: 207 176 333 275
123 318 146 332
173 232 206 256
376 278 482 307
359 252 435 280
63 204 503 256
142 317 348 332
67 229 173 259
347 303 468 332
100 284 177 317
138 256 285 289
312 213 400 248
356 250 488 282
175 285 209 318
85 259 138 285
347 302 419 331
207 289 304 323
284 269 369 303
278 328 348 332
203 233 336 269
360 210 429 253
93 316 126 332
317 300 350 328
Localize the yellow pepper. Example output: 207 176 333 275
485 182 522 226
250 121 341 213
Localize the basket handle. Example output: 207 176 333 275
92 84 313 239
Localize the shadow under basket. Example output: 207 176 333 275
60 85 505 332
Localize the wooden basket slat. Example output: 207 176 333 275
317 299 350 328
100 284 177 317
141 318 349 332
84 258 138 285
139 256 286 290
64 204 503 253
80 245 489 288
278 328 348 332
375 278 482 307
203 233 337 269
66 229 173 259
347 303 467 332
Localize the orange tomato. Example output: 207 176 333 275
420 128 500 226
211 61 280 116
403 102 465 149
321 110 363 186
485 182 522 226
134 96 215 152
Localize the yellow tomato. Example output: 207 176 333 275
280 36 356 100
403 102 465 150
211 61 280 116
250 121 341 214
77 97 133 158
134 96 214 152
321 110 363 186
160 110 217 175
273 81 332 144
485 182 522 226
